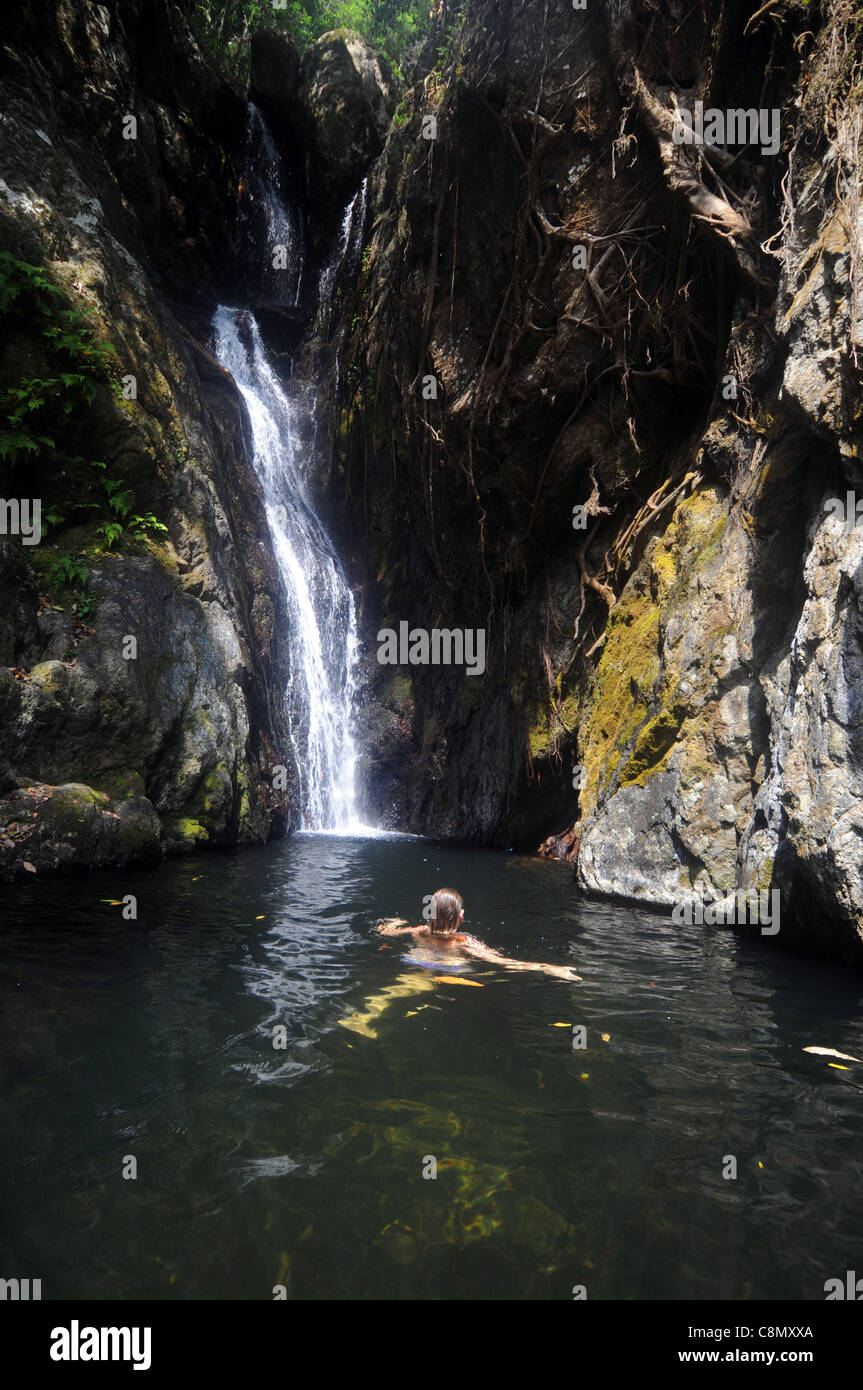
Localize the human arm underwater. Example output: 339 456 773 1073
458 935 581 981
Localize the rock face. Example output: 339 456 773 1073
332 0 863 960
249 28 303 127
0 0 295 880
251 27 397 233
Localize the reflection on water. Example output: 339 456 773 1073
2 833 863 1299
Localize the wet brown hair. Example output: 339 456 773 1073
429 887 463 934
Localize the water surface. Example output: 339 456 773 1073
2 835 863 1300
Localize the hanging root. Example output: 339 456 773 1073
632 69 773 290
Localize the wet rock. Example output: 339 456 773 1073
0 781 163 882
0 0 295 878
252 26 397 230
250 28 302 123
332 0 863 962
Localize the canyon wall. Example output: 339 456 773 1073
0 0 295 877
333 0 863 960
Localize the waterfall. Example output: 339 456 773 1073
212 107 373 834
315 177 367 342
239 103 304 305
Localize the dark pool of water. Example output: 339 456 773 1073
2 833 863 1300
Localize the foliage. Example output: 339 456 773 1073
0 253 114 468
0 255 169 598
45 550 96 623
191 0 450 79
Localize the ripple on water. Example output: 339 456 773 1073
2 837 863 1298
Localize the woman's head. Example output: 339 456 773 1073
429 887 464 934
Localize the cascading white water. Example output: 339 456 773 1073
315 177 367 342
213 107 374 834
240 103 304 304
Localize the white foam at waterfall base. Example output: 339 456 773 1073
212 305 379 835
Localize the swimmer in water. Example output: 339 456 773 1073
376 886 581 982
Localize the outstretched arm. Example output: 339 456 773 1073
460 935 581 981
375 918 424 937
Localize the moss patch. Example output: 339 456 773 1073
91 768 146 800
172 816 210 844
579 485 731 814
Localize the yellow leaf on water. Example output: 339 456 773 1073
433 975 484 987
828 1062 850 1070
601 1033 611 1041
804 1045 863 1063
551 1022 570 1027
579 1073 589 1080
255 915 265 920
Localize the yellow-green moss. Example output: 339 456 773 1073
579 592 661 807
579 485 731 813
91 768 146 800
620 701 686 787
174 817 209 843
526 689 579 762
754 856 775 893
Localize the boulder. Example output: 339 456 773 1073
0 781 163 881
300 30 397 211
251 27 397 228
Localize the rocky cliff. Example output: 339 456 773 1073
0 0 294 877
4 0 863 967
333 0 863 961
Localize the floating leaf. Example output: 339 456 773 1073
255 915 265 920
601 1032 611 1042
551 1022 570 1027
22 861 36 873
829 1063 850 1070
433 975 483 987
803 1046 863 1064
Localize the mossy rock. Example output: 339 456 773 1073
91 767 147 800
164 816 210 851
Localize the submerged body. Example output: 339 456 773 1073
375 888 581 983
339 888 580 1037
